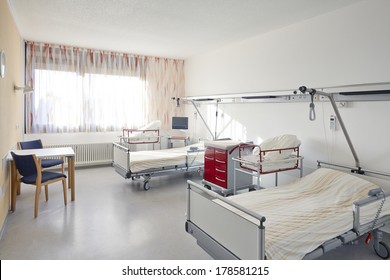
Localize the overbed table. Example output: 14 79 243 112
9 147 75 212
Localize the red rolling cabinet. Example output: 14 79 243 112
203 140 252 194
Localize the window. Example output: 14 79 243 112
25 41 185 134
31 69 147 132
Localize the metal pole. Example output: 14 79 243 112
317 90 361 170
258 223 265 260
186 183 191 221
189 100 215 140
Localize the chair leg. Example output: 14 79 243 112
17 173 21 195
45 185 49 201
34 186 41 218
62 179 67 206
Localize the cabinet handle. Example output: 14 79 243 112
215 177 226 182
205 156 213 160
216 168 225 173
215 159 225 164
215 150 225 154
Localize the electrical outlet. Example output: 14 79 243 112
330 115 336 130
337 101 347 108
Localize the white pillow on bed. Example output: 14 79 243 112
140 120 161 130
255 134 301 161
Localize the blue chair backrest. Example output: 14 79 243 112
19 139 43 150
11 152 38 177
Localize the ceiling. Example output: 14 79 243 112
8 0 364 59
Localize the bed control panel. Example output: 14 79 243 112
368 188 383 197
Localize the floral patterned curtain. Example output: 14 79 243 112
25 41 184 133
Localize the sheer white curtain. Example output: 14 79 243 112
25 42 184 133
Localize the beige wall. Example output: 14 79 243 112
0 0 23 230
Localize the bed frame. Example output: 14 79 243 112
113 142 204 190
185 163 390 260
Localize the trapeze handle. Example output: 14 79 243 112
309 102 316 121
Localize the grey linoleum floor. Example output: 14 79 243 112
0 166 389 260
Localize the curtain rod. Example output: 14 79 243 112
24 40 184 61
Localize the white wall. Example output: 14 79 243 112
184 0 390 184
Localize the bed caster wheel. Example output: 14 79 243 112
143 182 150 191
204 185 211 190
374 241 390 259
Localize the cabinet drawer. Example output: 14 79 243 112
205 147 215 159
215 168 226 179
214 160 226 171
214 174 227 188
214 148 227 161
215 158 226 165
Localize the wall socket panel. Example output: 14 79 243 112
330 115 336 130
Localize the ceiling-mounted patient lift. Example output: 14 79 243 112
297 86 390 179
298 86 363 174
183 98 218 141
180 85 390 178
181 82 390 144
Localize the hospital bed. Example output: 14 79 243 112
120 120 161 150
232 134 303 192
185 163 390 259
113 141 204 190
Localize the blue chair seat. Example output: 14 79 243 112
21 171 67 185
41 158 64 169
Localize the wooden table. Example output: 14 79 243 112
9 147 75 212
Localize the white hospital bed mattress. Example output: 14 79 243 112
218 168 390 259
129 143 204 173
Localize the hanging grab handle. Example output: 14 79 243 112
298 86 317 121
309 94 316 121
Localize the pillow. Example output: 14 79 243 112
141 120 161 130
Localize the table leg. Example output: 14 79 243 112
68 156 75 201
10 162 19 212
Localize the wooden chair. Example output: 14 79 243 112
10 152 67 218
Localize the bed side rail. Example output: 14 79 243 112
238 144 302 174
353 189 390 234
121 128 160 144
317 160 390 179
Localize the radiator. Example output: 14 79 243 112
45 143 113 167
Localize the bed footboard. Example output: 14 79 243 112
113 142 131 178
186 180 266 259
